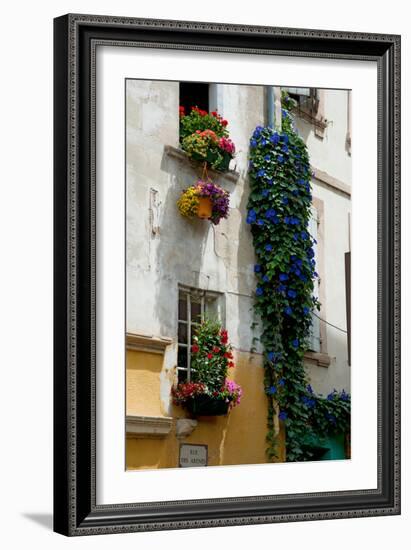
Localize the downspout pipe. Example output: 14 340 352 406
266 86 274 128
266 86 282 131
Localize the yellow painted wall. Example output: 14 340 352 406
126 348 285 470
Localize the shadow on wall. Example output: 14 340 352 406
154 150 212 339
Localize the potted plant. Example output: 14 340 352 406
172 319 243 416
179 107 236 172
177 179 230 225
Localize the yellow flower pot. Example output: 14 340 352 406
197 197 213 219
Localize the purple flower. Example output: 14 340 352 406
262 189 269 197
279 411 288 421
267 386 277 395
277 155 284 163
257 218 265 226
265 244 273 252
262 275 270 282
282 196 289 205
291 338 299 348
303 306 310 315
265 208 277 222
256 287 264 296
277 284 287 293
287 289 297 299
250 138 257 147
257 169 266 178
284 306 293 316
279 378 285 386
270 133 280 145
254 264 262 273
279 273 289 281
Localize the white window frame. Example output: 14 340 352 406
177 286 224 382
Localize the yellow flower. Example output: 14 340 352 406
177 186 200 218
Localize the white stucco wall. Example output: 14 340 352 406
126 80 351 398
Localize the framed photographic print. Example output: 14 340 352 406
53 14 401 536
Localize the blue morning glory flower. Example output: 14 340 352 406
254 264 261 273
270 133 280 145
265 208 277 221
327 391 336 401
265 244 273 252
253 126 263 139
295 258 303 267
281 109 288 119
261 138 267 146
257 218 265 226
282 133 289 144
267 351 275 361
267 386 277 395
246 209 257 224
282 144 289 154
340 389 350 401
278 411 288 421
295 268 301 277
257 169 266 178
307 248 315 258
279 378 285 387
299 274 308 282
292 189 299 196
301 231 309 240
281 196 288 205
277 284 287 293
293 234 298 242
261 189 269 197
277 155 284 163
264 154 271 162
287 289 297 299
284 306 293 316
303 306 310 315
307 384 313 394
256 287 264 296
291 338 299 348
284 216 291 225
250 138 257 148
279 273 289 281
262 275 270 283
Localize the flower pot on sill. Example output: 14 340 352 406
197 197 213 219
185 394 230 416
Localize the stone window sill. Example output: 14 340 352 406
164 145 240 185
126 332 173 354
304 350 331 368
126 415 173 438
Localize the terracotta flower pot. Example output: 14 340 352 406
197 197 213 219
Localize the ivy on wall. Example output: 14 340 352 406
247 99 350 462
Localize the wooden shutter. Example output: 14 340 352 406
308 206 321 352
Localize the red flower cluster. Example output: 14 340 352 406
211 110 228 126
171 381 206 403
220 329 228 345
191 105 208 117
179 106 185 117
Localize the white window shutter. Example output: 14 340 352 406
308 206 321 352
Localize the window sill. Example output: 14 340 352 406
126 415 173 438
164 145 240 185
304 350 331 368
126 332 173 354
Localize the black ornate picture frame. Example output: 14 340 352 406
53 14 401 536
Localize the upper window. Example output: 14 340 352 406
177 286 224 383
283 87 326 137
179 82 210 116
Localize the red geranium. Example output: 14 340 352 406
228 362 235 369
179 106 185 117
191 344 199 353
224 351 233 359
220 329 228 345
207 352 213 360
213 346 221 353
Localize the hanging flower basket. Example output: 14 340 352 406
177 178 230 225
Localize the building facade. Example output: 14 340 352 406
125 80 351 469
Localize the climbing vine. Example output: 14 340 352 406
247 98 350 462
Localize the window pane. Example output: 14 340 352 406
191 323 199 344
205 297 218 321
178 368 188 384
178 322 188 344
178 295 187 321
191 300 202 323
177 346 188 369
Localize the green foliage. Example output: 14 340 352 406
190 318 233 392
247 104 350 462
179 107 228 142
